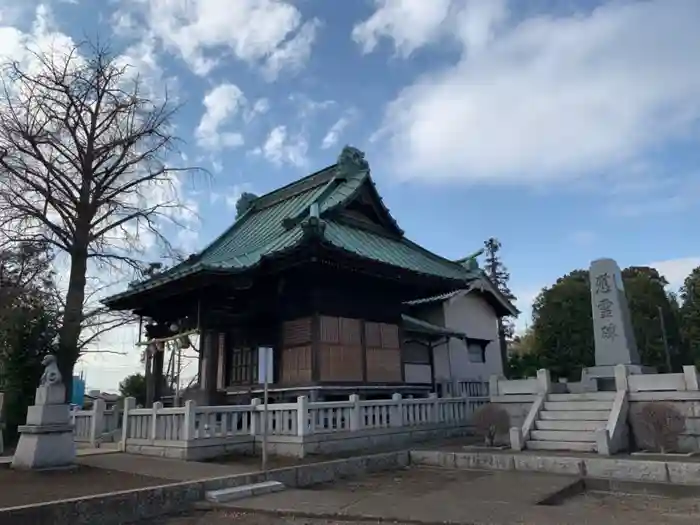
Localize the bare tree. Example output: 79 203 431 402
633 402 685 453
472 403 510 447
0 41 199 398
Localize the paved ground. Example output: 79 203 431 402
155 467 699 525
146 510 392 525
77 453 256 481
561 490 700 517
78 436 477 482
0 465 170 509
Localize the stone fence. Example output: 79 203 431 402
72 399 121 446
116 393 487 460
490 365 700 453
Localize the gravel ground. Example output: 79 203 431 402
0 465 170 509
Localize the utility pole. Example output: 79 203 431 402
658 305 672 372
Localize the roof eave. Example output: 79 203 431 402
401 313 467 340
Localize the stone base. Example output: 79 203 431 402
35 384 66 405
581 365 656 391
11 429 76 470
25 404 70 426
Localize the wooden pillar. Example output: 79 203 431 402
199 330 219 404
152 347 164 403
216 332 227 390
310 285 321 382
145 347 154 408
360 319 368 382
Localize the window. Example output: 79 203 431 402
229 347 258 385
467 341 486 363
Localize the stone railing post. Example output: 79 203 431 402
390 393 404 427
683 365 699 391
90 398 106 447
614 364 629 391
536 369 552 394
429 393 439 423
296 396 309 436
249 398 261 436
349 394 361 431
489 375 500 399
120 397 136 451
150 401 162 441
183 400 197 441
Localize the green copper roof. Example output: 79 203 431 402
104 147 477 305
323 221 470 281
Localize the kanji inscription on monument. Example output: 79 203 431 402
589 258 640 366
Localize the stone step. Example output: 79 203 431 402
547 392 616 402
526 440 597 452
544 401 613 411
539 410 610 421
535 419 605 431
530 430 597 442
205 481 285 504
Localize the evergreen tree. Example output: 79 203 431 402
679 267 700 366
482 237 517 376
119 373 147 407
0 243 60 444
529 265 682 379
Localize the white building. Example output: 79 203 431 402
403 276 518 397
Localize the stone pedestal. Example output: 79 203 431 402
11 384 75 470
581 364 656 391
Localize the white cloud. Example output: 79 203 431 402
195 83 246 150
352 0 454 57
244 98 270 123
222 183 257 210
321 111 355 150
262 17 320 81
254 125 308 167
512 285 541 334
361 0 700 185
121 0 320 79
648 257 700 291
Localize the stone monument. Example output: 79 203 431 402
12 354 76 470
581 258 654 390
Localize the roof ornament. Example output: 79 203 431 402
336 145 369 176
456 248 484 272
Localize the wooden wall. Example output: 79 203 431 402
316 316 402 383
280 317 313 384
365 321 402 382
318 316 364 381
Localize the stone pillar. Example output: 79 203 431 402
590 258 640 366
536 369 552 394
684 365 699 390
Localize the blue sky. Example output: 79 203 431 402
3 0 700 390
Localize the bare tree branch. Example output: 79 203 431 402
0 40 204 391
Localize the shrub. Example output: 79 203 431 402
472 403 510 447
633 402 685 453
